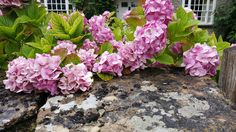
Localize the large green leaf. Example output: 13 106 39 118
20 45 35 58
125 6 146 28
113 27 122 41
97 73 113 81
155 53 174 65
69 16 84 37
99 42 113 55
62 53 81 66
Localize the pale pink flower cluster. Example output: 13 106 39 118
0 0 22 6
102 11 111 20
58 64 93 94
93 51 123 76
123 10 131 20
82 39 99 52
110 40 124 49
3 54 62 95
183 43 220 77
170 42 183 55
88 12 114 43
143 0 174 24
4 57 34 93
118 22 167 71
31 54 62 95
77 49 97 71
51 40 77 55
184 7 198 20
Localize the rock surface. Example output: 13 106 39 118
0 70 46 131
35 68 236 132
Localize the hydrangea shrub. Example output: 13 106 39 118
2 0 231 95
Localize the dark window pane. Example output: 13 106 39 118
121 2 128 7
57 5 61 9
62 5 65 9
48 4 52 9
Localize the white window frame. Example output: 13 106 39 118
182 0 216 26
43 0 75 14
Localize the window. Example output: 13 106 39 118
43 0 74 14
182 0 216 25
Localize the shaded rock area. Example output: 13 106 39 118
35 68 236 132
0 71 47 131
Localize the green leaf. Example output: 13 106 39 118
113 27 122 41
20 45 35 58
70 35 85 44
99 42 113 54
4 41 20 54
125 6 146 28
97 73 113 81
155 53 174 65
69 17 84 36
62 53 80 66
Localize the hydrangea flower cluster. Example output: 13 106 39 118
58 64 93 94
82 39 99 52
0 0 22 6
183 43 220 77
170 42 183 55
88 12 114 44
3 57 34 93
3 53 93 95
93 51 123 76
51 40 77 55
143 0 174 24
77 49 97 71
118 21 167 71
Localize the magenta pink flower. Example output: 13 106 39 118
123 10 131 19
102 11 111 20
82 39 99 52
0 9 3 16
184 7 198 20
51 40 77 55
143 0 174 24
170 42 183 55
31 54 62 95
0 0 22 6
3 57 34 93
183 43 220 77
134 21 167 59
88 13 114 43
110 40 124 49
77 49 97 71
58 63 93 94
93 51 123 76
118 42 146 71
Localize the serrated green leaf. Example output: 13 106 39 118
69 17 83 36
155 53 174 65
113 27 122 41
62 53 80 66
20 45 35 58
99 42 113 54
70 35 85 44
97 73 113 81
4 41 20 54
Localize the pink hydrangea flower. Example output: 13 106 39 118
0 0 22 6
58 63 93 94
102 11 111 20
88 13 114 43
77 49 97 71
170 42 183 55
143 0 174 24
3 57 34 93
51 40 77 55
82 39 99 52
118 42 146 71
123 10 131 19
110 40 124 49
93 51 123 76
134 21 167 59
31 54 62 95
184 7 198 20
0 9 3 16
183 43 220 77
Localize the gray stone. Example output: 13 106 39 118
35 68 236 132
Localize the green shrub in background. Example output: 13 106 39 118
0 1 49 69
214 0 236 43
70 0 116 19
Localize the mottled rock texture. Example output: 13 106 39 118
0 71 46 131
35 68 236 132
